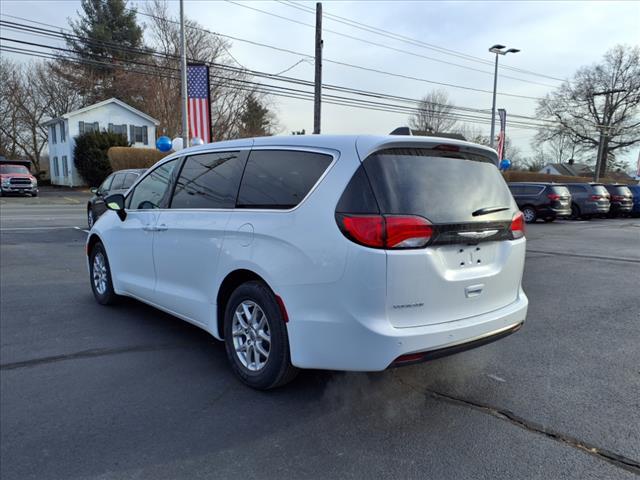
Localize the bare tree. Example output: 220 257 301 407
0 61 49 175
409 89 458 133
142 0 257 140
537 44 640 177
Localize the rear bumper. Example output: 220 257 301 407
610 202 632 213
537 206 571 217
287 289 528 371
581 202 610 214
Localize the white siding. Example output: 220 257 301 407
48 102 157 186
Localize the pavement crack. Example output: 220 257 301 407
0 344 193 371
396 377 640 475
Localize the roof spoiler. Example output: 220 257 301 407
389 127 412 136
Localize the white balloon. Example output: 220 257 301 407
171 137 184 151
190 137 204 146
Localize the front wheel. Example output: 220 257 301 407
87 208 96 229
522 207 537 224
89 242 118 305
224 281 298 390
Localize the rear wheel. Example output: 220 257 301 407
522 207 537 224
570 204 581 220
224 281 298 390
89 242 118 305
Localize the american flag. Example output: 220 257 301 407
496 108 507 160
187 64 211 143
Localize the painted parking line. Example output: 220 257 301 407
0 226 88 232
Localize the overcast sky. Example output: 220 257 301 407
2 0 639 167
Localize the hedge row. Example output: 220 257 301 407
502 171 636 185
107 147 169 171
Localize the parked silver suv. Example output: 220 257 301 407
565 183 611 219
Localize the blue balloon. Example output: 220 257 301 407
156 136 172 152
500 158 512 171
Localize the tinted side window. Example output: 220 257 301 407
122 172 140 189
508 185 523 195
237 150 332 209
336 165 380 214
128 159 178 210
110 173 126 191
171 151 245 209
523 186 543 195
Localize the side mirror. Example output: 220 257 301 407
105 193 127 221
90 187 98 194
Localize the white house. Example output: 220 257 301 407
42 98 160 186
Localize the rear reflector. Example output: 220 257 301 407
337 214 433 249
510 211 525 239
392 352 425 364
275 295 289 323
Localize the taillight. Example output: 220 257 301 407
337 214 433 249
590 195 602 200
547 193 561 201
612 195 624 201
510 211 525 240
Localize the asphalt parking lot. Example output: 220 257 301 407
1 189 639 480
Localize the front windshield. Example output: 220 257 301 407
0 165 30 174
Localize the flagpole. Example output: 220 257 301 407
179 0 189 148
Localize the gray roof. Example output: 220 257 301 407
543 163 594 176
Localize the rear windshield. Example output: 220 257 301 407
592 185 609 196
362 148 515 223
608 185 632 196
549 185 570 196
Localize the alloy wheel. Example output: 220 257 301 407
522 208 536 223
92 252 108 295
232 300 271 372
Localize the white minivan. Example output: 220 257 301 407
87 135 528 389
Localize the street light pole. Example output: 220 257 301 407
488 45 520 149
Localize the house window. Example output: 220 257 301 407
79 121 99 134
108 123 128 137
62 156 68 177
129 125 148 145
53 157 59 177
60 121 66 142
51 125 57 144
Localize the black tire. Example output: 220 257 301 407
522 206 537 224
87 207 96 229
570 204 581 220
224 281 298 390
89 242 118 305
543 217 555 223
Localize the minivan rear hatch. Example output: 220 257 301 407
348 143 525 328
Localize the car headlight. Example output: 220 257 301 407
31 178 38 186
1 179 10 186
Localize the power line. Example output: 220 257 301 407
276 0 567 83
225 0 561 88
0 18 553 122
0 43 550 131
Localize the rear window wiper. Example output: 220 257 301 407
472 206 510 217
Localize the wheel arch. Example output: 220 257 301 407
87 233 102 257
216 269 276 340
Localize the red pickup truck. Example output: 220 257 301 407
0 163 39 197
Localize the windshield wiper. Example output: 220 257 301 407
472 206 510 217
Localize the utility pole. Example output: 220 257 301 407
179 0 189 148
313 2 322 134
592 88 626 182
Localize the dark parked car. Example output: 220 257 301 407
87 169 145 227
508 182 572 223
604 184 633 217
628 184 640 217
565 183 611 219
